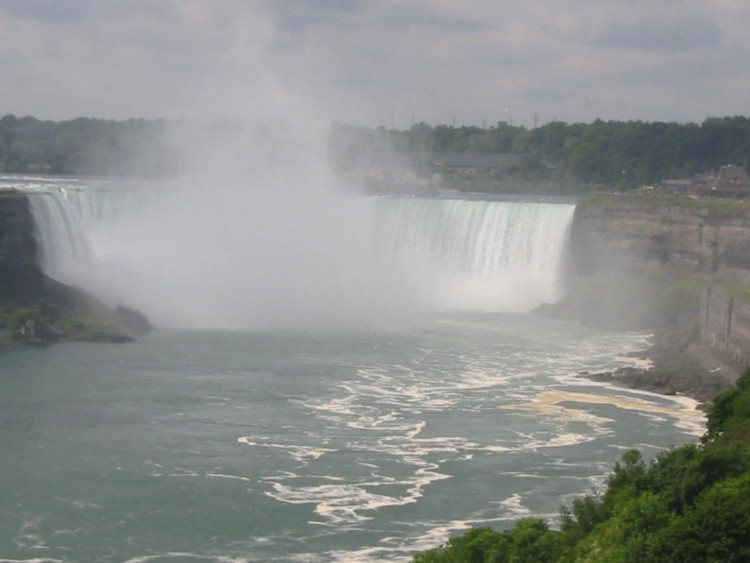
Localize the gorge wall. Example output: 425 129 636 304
534 195 750 399
570 197 750 276
539 196 750 335
0 192 48 299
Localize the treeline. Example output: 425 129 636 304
2 113 750 191
0 114 183 176
331 116 750 190
413 369 750 562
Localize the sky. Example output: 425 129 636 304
1 0 749 128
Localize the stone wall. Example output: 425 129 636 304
701 288 750 367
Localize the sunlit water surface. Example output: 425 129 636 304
0 314 703 562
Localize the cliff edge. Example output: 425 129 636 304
538 195 750 404
0 190 150 345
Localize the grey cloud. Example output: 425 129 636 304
0 0 92 21
591 11 721 51
0 0 747 127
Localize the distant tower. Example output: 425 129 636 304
534 113 539 129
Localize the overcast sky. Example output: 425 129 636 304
1 0 748 128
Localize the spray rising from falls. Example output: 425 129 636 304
22 179 575 328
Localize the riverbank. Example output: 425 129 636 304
0 295 151 347
533 193 750 408
581 323 739 408
539 272 745 408
535 270 745 408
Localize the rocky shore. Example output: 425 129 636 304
538 274 744 408
532 194 750 408
580 328 738 408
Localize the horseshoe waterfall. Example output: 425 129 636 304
24 182 575 325
1 176 701 563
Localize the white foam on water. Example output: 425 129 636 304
12 516 48 552
505 389 706 443
266 483 395 524
497 493 531 517
237 437 336 463
263 453 452 527
503 400 614 428
540 433 595 448
122 554 249 563
205 472 253 483
70 500 101 510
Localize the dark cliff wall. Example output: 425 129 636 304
0 192 46 298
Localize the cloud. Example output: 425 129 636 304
0 0 748 126
585 4 721 51
0 0 92 22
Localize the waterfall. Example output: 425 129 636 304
27 190 94 282
376 197 575 312
19 177 575 325
24 181 159 285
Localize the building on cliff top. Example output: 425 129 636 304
661 165 750 198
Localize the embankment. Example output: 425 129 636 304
540 194 750 403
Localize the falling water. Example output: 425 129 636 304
21 179 575 325
23 179 159 283
375 197 575 312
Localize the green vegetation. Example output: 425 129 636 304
0 299 140 346
583 193 750 212
2 114 749 192
331 116 750 192
413 369 750 562
715 283 750 307
0 114 179 176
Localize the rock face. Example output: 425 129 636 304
541 197 750 331
0 191 46 298
569 198 750 276
0 190 150 345
537 195 750 401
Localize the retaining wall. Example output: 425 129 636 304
701 288 750 367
